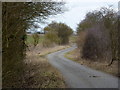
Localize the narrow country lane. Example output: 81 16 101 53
47 45 118 88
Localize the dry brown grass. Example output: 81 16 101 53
65 48 118 77
39 45 70 57
23 44 70 88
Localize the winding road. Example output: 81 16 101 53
47 45 119 88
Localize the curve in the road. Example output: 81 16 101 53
47 45 118 88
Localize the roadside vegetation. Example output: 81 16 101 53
2 2 66 88
24 31 72 88
26 34 45 45
3 1 119 88
2 1 74 87
65 49 118 76
43 21 73 46
65 6 119 76
24 43 70 88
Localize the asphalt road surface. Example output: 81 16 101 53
47 45 118 88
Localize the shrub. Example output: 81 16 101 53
42 31 61 47
42 39 53 47
76 31 87 49
77 7 118 64
45 32 61 44
32 33 39 46
44 22 73 45
79 24 112 61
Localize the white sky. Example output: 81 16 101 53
37 0 119 32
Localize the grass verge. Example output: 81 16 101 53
65 48 118 77
23 45 70 88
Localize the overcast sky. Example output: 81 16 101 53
35 0 119 32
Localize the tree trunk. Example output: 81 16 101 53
108 58 114 66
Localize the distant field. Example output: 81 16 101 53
26 34 45 44
69 35 77 43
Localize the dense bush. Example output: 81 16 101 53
42 39 53 47
118 16 120 60
57 23 73 44
76 31 87 49
44 22 73 45
81 24 111 60
77 7 118 63
42 31 61 47
2 2 65 87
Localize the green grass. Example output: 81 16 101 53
26 35 45 44
69 35 77 43
26 34 77 45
